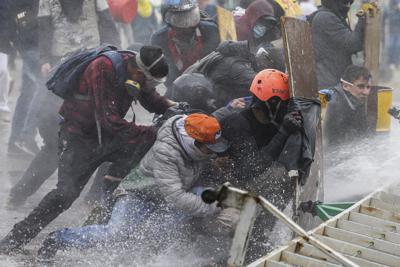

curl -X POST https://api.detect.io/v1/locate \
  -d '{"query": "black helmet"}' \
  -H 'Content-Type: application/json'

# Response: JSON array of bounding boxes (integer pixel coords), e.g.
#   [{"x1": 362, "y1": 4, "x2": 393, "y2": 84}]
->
[
  {"x1": 171, "y1": 73, "x2": 217, "y2": 113},
  {"x1": 161, "y1": 0, "x2": 200, "y2": 28}
]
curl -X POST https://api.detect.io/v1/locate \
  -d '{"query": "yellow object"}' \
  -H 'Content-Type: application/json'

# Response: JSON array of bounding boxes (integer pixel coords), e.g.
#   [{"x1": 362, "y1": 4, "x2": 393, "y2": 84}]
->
[
  {"x1": 361, "y1": 2, "x2": 379, "y2": 17},
  {"x1": 274, "y1": 0, "x2": 302, "y2": 17},
  {"x1": 138, "y1": 0, "x2": 153, "y2": 18},
  {"x1": 376, "y1": 89, "x2": 392, "y2": 132},
  {"x1": 216, "y1": 6, "x2": 237, "y2": 42}
]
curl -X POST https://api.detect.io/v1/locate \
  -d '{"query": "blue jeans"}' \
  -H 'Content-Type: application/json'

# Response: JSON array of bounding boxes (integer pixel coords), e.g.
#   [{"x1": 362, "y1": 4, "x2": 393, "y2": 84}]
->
[{"x1": 55, "y1": 195, "x2": 186, "y2": 249}]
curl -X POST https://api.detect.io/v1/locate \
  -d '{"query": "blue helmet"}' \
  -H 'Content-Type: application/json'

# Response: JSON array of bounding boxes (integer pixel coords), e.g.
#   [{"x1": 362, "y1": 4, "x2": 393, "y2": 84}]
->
[{"x1": 161, "y1": 0, "x2": 200, "y2": 28}]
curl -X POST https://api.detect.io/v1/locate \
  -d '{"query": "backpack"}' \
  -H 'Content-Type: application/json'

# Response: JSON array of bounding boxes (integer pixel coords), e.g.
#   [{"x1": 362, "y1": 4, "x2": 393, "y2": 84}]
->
[{"x1": 46, "y1": 45, "x2": 130, "y2": 99}]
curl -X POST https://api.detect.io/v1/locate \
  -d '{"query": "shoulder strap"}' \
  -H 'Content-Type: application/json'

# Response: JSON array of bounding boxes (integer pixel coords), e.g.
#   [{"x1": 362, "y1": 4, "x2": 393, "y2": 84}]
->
[{"x1": 101, "y1": 50, "x2": 127, "y2": 88}]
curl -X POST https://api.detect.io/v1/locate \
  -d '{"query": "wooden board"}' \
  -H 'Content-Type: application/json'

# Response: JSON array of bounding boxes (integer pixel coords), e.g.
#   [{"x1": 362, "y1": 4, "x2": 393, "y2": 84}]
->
[
  {"x1": 216, "y1": 6, "x2": 237, "y2": 42},
  {"x1": 281, "y1": 17, "x2": 323, "y2": 231},
  {"x1": 364, "y1": 7, "x2": 381, "y2": 84}
]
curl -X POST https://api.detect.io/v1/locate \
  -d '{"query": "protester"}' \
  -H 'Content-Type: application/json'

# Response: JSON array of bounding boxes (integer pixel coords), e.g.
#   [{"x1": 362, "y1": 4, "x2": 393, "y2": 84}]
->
[
  {"x1": 0, "y1": 46, "x2": 176, "y2": 253},
  {"x1": 6, "y1": 0, "x2": 121, "y2": 208},
  {"x1": 324, "y1": 65, "x2": 372, "y2": 148},
  {"x1": 182, "y1": 40, "x2": 285, "y2": 108},
  {"x1": 309, "y1": 0, "x2": 366, "y2": 89},
  {"x1": 235, "y1": 0, "x2": 281, "y2": 50},
  {"x1": 7, "y1": 0, "x2": 40, "y2": 155},
  {"x1": 36, "y1": 113, "x2": 236, "y2": 259},
  {"x1": 151, "y1": 0, "x2": 220, "y2": 95}
]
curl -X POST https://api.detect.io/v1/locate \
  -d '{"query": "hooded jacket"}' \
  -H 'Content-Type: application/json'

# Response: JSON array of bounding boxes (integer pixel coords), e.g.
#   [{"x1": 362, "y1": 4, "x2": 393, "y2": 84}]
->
[
  {"x1": 235, "y1": 0, "x2": 275, "y2": 42},
  {"x1": 310, "y1": 5, "x2": 365, "y2": 89},
  {"x1": 132, "y1": 115, "x2": 220, "y2": 217}
]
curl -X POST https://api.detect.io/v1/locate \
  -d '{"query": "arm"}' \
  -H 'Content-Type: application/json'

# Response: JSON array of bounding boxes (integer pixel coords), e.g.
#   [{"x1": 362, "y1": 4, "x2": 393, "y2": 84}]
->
[
  {"x1": 153, "y1": 145, "x2": 220, "y2": 217},
  {"x1": 138, "y1": 88, "x2": 175, "y2": 115},
  {"x1": 316, "y1": 12, "x2": 365, "y2": 54},
  {"x1": 88, "y1": 58, "x2": 156, "y2": 140},
  {"x1": 0, "y1": 0, "x2": 15, "y2": 54}
]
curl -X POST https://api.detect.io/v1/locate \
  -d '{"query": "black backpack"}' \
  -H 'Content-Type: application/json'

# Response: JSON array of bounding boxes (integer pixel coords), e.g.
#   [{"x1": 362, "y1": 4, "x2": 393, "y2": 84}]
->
[{"x1": 46, "y1": 45, "x2": 130, "y2": 99}]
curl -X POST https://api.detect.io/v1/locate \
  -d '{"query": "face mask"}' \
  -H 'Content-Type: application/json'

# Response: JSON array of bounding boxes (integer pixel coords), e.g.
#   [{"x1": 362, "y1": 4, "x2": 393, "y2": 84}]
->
[{"x1": 253, "y1": 24, "x2": 267, "y2": 39}]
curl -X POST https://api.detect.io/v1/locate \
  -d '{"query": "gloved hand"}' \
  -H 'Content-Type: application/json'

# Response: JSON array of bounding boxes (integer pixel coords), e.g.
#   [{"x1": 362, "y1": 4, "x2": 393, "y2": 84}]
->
[
  {"x1": 216, "y1": 208, "x2": 241, "y2": 236},
  {"x1": 280, "y1": 111, "x2": 303, "y2": 135}
]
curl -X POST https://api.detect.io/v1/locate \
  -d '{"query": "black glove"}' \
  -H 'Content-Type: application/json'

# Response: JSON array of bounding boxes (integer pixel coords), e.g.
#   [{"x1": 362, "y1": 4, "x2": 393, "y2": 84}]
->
[{"x1": 280, "y1": 111, "x2": 303, "y2": 135}]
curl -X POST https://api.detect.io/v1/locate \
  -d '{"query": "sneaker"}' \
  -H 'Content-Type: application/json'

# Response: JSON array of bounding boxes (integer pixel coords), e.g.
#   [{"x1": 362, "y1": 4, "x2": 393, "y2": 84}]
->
[{"x1": 37, "y1": 232, "x2": 61, "y2": 260}]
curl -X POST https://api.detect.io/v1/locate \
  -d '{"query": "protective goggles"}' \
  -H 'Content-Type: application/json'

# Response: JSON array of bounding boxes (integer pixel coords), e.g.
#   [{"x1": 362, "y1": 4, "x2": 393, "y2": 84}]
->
[{"x1": 340, "y1": 78, "x2": 371, "y2": 90}]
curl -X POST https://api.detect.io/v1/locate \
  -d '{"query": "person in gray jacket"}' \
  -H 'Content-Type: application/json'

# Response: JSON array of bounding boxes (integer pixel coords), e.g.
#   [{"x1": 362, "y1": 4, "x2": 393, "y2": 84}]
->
[
  {"x1": 310, "y1": 0, "x2": 366, "y2": 89},
  {"x1": 37, "y1": 113, "x2": 237, "y2": 259}
]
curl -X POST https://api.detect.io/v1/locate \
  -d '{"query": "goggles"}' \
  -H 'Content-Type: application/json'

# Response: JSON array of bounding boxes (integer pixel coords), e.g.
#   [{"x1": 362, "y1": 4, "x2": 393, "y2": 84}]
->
[{"x1": 341, "y1": 78, "x2": 371, "y2": 90}]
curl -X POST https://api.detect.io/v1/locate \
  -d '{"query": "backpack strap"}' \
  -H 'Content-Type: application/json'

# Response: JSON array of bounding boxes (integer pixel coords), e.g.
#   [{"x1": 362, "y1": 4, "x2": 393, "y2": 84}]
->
[{"x1": 101, "y1": 50, "x2": 127, "y2": 88}]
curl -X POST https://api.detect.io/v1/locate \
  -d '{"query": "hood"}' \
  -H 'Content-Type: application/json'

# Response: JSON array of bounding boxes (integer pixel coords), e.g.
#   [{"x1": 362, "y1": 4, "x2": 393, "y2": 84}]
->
[
  {"x1": 236, "y1": 0, "x2": 274, "y2": 41},
  {"x1": 321, "y1": 0, "x2": 352, "y2": 21},
  {"x1": 174, "y1": 116, "x2": 214, "y2": 161}
]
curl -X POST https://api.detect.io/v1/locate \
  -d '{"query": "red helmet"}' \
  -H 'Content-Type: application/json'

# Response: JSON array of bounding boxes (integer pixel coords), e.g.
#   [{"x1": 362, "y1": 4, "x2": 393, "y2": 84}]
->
[{"x1": 250, "y1": 69, "x2": 289, "y2": 101}]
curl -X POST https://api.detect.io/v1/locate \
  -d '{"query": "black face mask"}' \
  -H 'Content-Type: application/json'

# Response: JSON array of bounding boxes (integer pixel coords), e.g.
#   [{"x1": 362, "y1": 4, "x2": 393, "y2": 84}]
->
[{"x1": 59, "y1": 0, "x2": 84, "y2": 22}]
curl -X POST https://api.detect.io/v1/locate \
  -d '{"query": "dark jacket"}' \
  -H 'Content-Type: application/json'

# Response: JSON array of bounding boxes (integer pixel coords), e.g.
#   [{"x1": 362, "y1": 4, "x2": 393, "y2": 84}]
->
[
  {"x1": 324, "y1": 85, "x2": 369, "y2": 148},
  {"x1": 235, "y1": 0, "x2": 274, "y2": 42},
  {"x1": 0, "y1": 0, "x2": 15, "y2": 54},
  {"x1": 14, "y1": 0, "x2": 39, "y2": 51},
  {"x1": 60, "y1": 53, "x2": 171, "y2": 144},
  {"x1": 183, "y1": 41, "x2": 257, "y2": 107},
  {"x1": 311, "y1": 7, "x2": 365, "y2": 89},
  {"x1": 151, "y1": 20, "x2": 220, "y2": 92},
  {"x1": 220, "y1": 108, "x2": 289, "y2": 188}
]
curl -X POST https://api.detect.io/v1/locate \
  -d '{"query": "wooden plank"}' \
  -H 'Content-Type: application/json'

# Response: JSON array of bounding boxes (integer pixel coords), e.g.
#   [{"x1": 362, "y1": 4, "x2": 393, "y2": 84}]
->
[
  {"x1": 265, "y1": 261, "x2": 294, "y2": 267},
  {"x1": 323, "y1": 226, "x2": 400, "y2": 257},
  {"x1": 377, "y1": 191, "x2": 400, "y2": 206},
  {"x1": 313, "y1": 235, "x2": 400, "y2": 267},
  {"x1": 370, "y1": 198, "x2": 400, "y2": 214},
  {"x1": 281, "y1": 16, "x2": 322, "y2": 231},
  {"x1": 297, "y1": 242, "x2": 389, "y2": 267},
  {"x1": 364, "y1": 7, "x2": 381, "y2": 84},
  {"x1": 360, "y1": 205, "x2": 400, "y2": 224},
  {"x1": 348, "y1": 212, "x2": 400, "y2": 233},
  {"x1": 281, "y1": 251, "x2": 341, "y2": 267},
  {"x1": 337, "y1": 220, "x2": 400, "y2": 245}
]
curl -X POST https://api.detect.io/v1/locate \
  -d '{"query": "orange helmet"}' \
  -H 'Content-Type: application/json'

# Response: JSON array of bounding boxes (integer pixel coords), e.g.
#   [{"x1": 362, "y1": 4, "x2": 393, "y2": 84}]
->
[{"x1": 250, "y1": 69, "x2": 289, "y2": 101}]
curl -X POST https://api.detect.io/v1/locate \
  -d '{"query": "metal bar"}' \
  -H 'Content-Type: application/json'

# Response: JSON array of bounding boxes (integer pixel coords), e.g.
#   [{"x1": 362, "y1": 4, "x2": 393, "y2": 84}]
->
[{"x1": 257, "y1": 196, "x2": 359, "y2": 267}]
